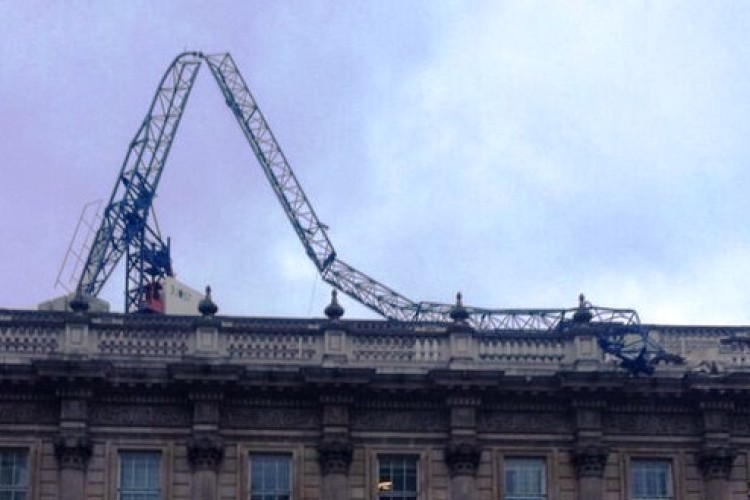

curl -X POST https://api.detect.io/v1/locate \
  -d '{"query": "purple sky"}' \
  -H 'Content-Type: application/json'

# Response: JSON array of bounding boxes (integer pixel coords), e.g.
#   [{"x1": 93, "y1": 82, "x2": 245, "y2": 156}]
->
[{"x1": 2, "y1": 2, "x2": 750, "y2": 325}]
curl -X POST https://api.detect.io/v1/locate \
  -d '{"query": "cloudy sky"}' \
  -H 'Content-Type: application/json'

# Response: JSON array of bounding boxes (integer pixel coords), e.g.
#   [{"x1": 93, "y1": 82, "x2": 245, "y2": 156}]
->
[{"x1": 1, "y1": 1, "x2": 749, "y2": 325}]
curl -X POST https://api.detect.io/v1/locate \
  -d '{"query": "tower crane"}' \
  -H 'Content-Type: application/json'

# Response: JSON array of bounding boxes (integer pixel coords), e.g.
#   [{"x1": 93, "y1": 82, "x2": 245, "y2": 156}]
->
[{"x1": 74, "y1": 52, "x2": 682, "y2": 375}]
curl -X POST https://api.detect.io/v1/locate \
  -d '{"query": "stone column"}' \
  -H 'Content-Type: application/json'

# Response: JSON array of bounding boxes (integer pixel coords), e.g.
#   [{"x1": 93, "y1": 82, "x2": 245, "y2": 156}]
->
[
  {"x1": 445, "y1": 395, "x2": 481, "y2": 500},
  {"x1": 318, "y1": 395, "x2": 353, "y2": 500},
  {"x1": 698, "y1": 401, "x2": 736, "y2": 498},
  {"x1": 318, "y1": 439, "x2": 353, "y2": 500},
  {"x1": 445, "y1": 441, "x2": 481, "y2": 499},
  {"x1": 699, "y1": 446, "x2": 736, "y2": 499},
  {"x1": 188, "y1": 392, "x2": 224, "y2": 500},
  {"x1": 187, "y1": 436, "x2": 224, "y2": 500},
  {"x1": 55, "y1": 389, "x2": 92, "y2": 500},
  {"x1": 572, "y1": 446, "x2": 608, "y2": 500},
  {"x1": 54, "y1": 436, "x2": 92, "y2": 500},
  {"x1": 572, "y1": 399, "x2": 608, "y2": 500}
]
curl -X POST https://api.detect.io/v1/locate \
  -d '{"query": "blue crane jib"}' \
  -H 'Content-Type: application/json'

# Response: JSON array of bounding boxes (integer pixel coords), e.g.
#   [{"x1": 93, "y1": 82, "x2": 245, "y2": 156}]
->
[{"x1": 75, "y1": 52, "x2": 682, "y2": 375}]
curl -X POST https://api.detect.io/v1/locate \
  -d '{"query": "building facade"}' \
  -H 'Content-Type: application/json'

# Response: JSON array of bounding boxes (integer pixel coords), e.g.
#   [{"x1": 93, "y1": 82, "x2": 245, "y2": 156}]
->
[{"x1": 0, "y1": 293, "x2": 748, "y2": 500}]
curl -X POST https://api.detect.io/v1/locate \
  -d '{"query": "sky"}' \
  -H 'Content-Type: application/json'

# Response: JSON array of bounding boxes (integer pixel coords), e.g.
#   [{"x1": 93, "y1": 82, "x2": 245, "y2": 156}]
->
[{"x1": 1, "y1": 1, "x2": 750, "y2": 325}]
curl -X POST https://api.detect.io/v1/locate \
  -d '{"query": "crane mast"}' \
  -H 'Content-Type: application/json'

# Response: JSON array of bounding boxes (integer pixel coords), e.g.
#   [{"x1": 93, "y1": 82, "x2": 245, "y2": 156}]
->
[
  {"x1": 78, "y1": 52, "x2": 202, "y2": 312},
  {"x1": 74, "y1": 52, "x2": 682, "y2": 374}
]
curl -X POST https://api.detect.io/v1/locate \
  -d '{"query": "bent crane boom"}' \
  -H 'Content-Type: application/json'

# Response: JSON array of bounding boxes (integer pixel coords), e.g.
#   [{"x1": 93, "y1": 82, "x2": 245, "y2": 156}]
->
[{"x1": 75, "y1": 52, "x2": 681, "y2": 375}]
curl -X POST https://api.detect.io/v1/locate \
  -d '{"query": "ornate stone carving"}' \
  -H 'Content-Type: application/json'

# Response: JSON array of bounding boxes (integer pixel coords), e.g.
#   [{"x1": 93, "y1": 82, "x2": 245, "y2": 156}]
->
[
  {"x1": 89, "y1": 404, "x2": 191, "y2": 427},
  {"x1": 698, "y1": 446, "x2": 736, "y2": 480},
  {"x1": 222, "y1": 407, "x2": 320, "y2": 429},
  {"x1": 603, "y1": 412, "x2": 698, "y2": 435},
  {"x1": 478, "y1": 411, "x2": 572, "y2": 433},
  {"x1": 445, "y1": 442, "x2": 481, "y2": 477},
  {"x1": 54, "y1": 435, "x2": 92, "y2": 470},
  {"x1": 572, "y1": 446, "x2": 608, "y2": 478},
  {"x1": 351, "y1": 410, "x2": 447, "y2": 432},
  {"x1": 187, "y1": 435, "x2": 224, "y2": 470},
  {"x1": 317, "y1": 439, "x2": 353, "y2": 475},
  {"x1": 0, "y1": 401, "x2": 58, "y2": 424}
]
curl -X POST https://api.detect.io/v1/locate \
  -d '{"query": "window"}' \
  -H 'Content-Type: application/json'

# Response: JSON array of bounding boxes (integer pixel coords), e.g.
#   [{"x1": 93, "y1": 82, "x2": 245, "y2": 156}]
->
[
  {"x1": 378, "y1": 454, "x2": 418, "y2": 500},
  {"x1": 118, "y1": 451, "x2": 161, "y2": 500},
  {"x1": 504, "y1": 458, "x2": 547, "y2": 500},
  {"x1": 249, "y1": 454, "x2": 291, "y2": 500},
  {"x1": 0, "y1": 449, "x2": 27, "y2": 500},
  {"x1": 630, "y1": 459, "x2": 673, "y2": 500}
]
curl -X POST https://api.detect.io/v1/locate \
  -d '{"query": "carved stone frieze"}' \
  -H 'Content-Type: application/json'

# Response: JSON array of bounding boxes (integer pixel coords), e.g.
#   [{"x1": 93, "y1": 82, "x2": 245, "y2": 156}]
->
[
  {"x1": 323, "y1": 405, "x2": 349, "y2": 427},
  {"x1": 603, "y1": 412, "x2": 699, "y2": 435},
  {"x1": 222, "y1": 407, "x2": 320, "y2": 429},
  {"x1": 317, "y1": 439, "x2": 353, "y2": 475},
  {"x1": 698, "y1": 446, "x2": 736, "y2": 480},
  {"x1": 187, "y1": 435, "x2": 224, "y2": 470},
  {"x1": 351, "y1": 409, "x2": 448, "y2": 432},
  {"x1": 444, "y1": 441, "x2": 481, "y2": 477},
  {"x1": 89, "y1": 404, "x2": 190, "y2": 427},
  {"x1": 572, "y1": 446, "x2": 608, "y2": 478},
  {"x1": 0, "y1": 401, "x2": 58, "y2": 424},
  {"x1": 54, "y1": 435, "x2": 92, "y2": 470},
  {"x1": 478, "y1": 411, "x2": 572, "y2": 433}
]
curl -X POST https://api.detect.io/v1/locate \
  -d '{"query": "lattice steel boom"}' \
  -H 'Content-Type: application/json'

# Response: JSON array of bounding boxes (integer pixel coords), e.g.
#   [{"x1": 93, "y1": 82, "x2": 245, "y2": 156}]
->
[{"x1": 75, "y1": 51, "x2": 683, "y2": 375}]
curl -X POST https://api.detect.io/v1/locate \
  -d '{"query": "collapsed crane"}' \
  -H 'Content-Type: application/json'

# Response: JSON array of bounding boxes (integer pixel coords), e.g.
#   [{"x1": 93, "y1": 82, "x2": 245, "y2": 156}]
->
[{"x1": 74, "y1": 51, "x2": 681, "y2": 375}]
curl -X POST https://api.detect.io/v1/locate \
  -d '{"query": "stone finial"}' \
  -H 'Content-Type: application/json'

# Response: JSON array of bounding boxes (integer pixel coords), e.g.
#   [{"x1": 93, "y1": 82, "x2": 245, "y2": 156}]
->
[
  {"x1": 324, "y1": 289, "x2": 344, "y2": 321},
  {"x1": 572, "y1": 293, "x2": 593, "y2": 323},
  {"x1": 449, "y1": 292, "x2": 469, "y2": 323},
  {"x1": 69, "y1": 286, "x2": 90, "y2": 313},
  {"x1": 197, "y1": 286, "x2": 218, "y2": 316}
]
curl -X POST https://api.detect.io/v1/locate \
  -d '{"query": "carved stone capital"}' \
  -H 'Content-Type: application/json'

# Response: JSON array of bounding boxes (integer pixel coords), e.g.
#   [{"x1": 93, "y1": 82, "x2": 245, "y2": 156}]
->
[
  {"x1": 698, "y1": 446, "x2": 736, "y2": 480},
  {"x1": 572, "y1": 446, "x2": 608, "y2": 478},
  {"x1": 54, "y1": 435, "x2": 92, "y2": 470},
  {"x1": 445, "y1": 442, "x2": 481, "y2": 477},
  {"x1": 187, "y1": 436, "x2": 224, "y2": 471},
  {"x1": 317, "y1": 439, "x2": 353, "y2": 475}
]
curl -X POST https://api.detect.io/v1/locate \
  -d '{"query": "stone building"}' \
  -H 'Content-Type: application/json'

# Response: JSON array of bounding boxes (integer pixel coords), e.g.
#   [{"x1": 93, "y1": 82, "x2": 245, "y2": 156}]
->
[{"x1": 0, "y1": 290, "x2": 748, "y2": 500}]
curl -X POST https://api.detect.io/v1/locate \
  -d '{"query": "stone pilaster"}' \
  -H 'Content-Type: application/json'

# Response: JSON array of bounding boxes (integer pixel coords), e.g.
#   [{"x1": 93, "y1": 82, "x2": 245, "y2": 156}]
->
[
  {"x1": 572, "y1": 399, "x2": 607, "y2": 500},
  {"x1": 446, "y1": 394, "x2": 481, "y2": 500},
  {"x1": 697, "y1": 400, "x2": 736, "y2": 499},
  {"x1": 319, "y1": 394, "x2": 353, "y2": 500},
  {"x1": 55, "y1": 387, "x2": 92, "y2": 500},
  {"x1": 188, "y1": 392, "x2": 223, "y2": 500}
]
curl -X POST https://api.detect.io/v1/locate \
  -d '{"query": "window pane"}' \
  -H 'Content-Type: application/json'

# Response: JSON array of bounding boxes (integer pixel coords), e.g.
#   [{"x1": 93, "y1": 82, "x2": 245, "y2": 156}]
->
[
  {"x1": 505, "y1": 458, "x2": 546, "y2": 500},
  {"x1": 249, "y1": 454, "x2": 292, "y2": 500},
  {"x1": 0, "y1": 450, "x2": 26, "y2": 500},
  {"x1": 378, "y1": 455, "x2": 418, "y2": 500},
  {"x1": 631, "y1": 460, "x2": 672, "y2": 499},
  {"x1": 118, "y1": 451, "x2": 160, "y2": 500}
]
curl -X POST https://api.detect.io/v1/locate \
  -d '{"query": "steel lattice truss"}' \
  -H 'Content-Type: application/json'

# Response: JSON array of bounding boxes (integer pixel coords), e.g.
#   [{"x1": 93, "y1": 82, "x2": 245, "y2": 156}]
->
[
  {"x1": 77, "y1": 51, "x2": 679, "y2": 376},
  {"x1": 79, "y1": 52, "x2": 203, "y2": 312}
]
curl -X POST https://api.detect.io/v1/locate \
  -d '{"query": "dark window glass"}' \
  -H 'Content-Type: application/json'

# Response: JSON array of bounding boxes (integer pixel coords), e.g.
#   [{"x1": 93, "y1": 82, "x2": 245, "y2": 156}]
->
[
  {"x1": 249, "y1": 454, "x2": 292, "y2": 500},
  {"x1": 378, "y1": 455, "x2": 418, "y2": 500},
  {"x1": 118, "y1": 451, "x2": 160, "y2": 500}
]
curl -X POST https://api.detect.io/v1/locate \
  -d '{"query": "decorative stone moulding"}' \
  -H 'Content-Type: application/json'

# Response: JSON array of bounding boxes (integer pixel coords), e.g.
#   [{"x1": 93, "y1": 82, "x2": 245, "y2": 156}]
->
[
  {"x1": 444, "y1": 441, "x2": 481, "y2": 477},
  {"x1": 53, "y1": 435, "x2": 93, "y2": 470},
  {"x1": 572, "y1": 446, "x2": 609, "y2": 478},
  {"x1": 187, "y1": 435, "x2": 224, "y2": 470},
  {"x1": 317, "y1": 439, "x2": 353, "y2": 475}
]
